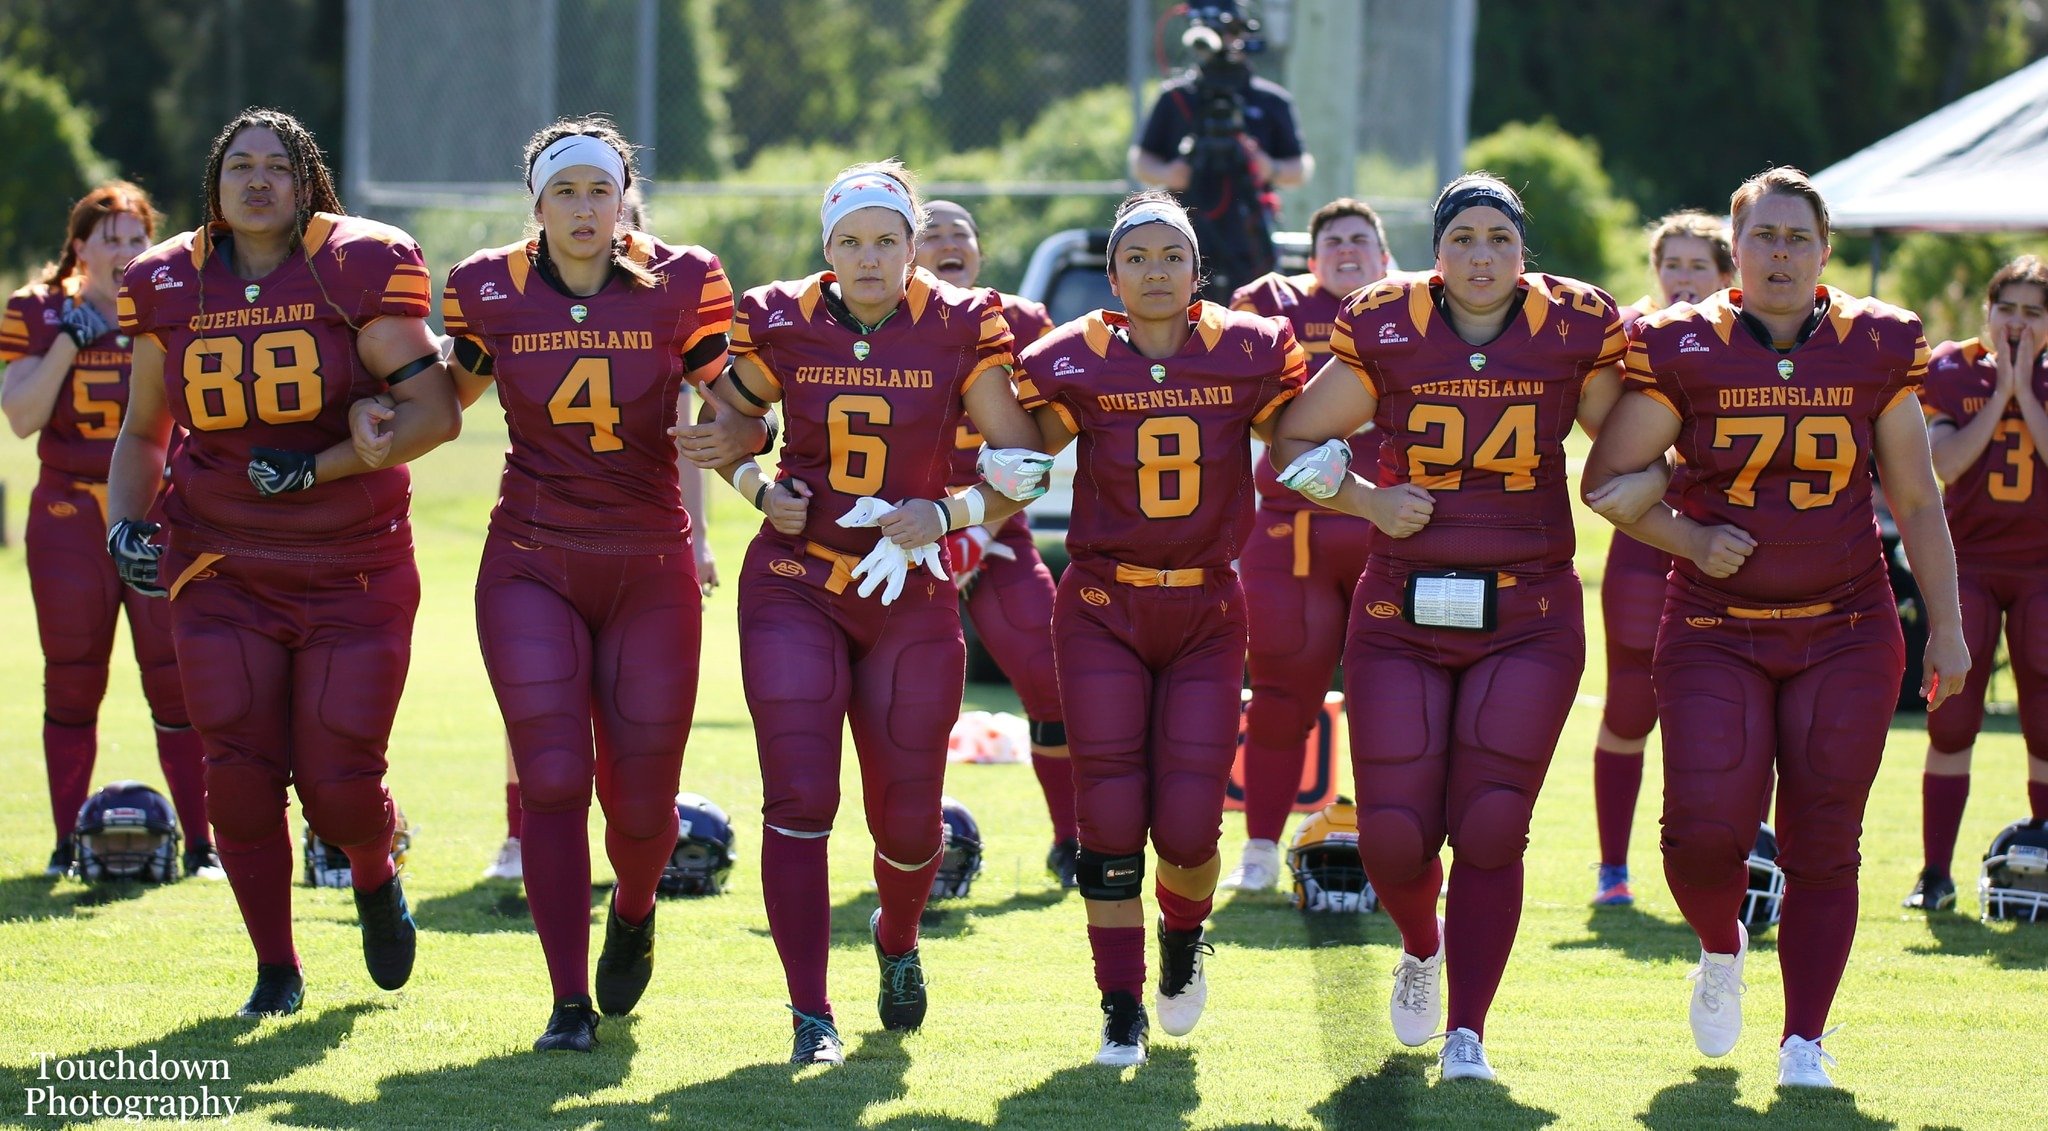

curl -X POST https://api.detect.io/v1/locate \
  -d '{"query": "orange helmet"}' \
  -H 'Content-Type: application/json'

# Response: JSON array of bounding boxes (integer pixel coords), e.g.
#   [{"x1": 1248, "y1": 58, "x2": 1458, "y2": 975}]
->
[{"x1": 1287, "y1": 797, "x2": 1376, "y2": 913}]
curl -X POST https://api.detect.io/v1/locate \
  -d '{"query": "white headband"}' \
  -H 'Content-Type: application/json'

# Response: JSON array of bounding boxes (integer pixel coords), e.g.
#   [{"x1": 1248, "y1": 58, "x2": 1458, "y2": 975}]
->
[
  {"x1": 821, "y1": 172, "x2": 919, "y2": 246},
  {"x1": 1108, "y1": 203, "x2": 1200, "y2": 260},
  {"x1": 529, "y1": 135, "x2": 627, "y2": 203}
]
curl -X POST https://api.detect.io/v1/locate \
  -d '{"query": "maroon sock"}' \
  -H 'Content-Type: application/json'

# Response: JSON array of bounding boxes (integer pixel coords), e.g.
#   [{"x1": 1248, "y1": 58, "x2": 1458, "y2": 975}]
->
[
  {"x1": 1087, "y1": 924, "x2": 1146, "y2": 997},
  {"x1": 1593, "y1": 748, "x2": 1644, "y2": 867},
  {"x1": 153, "y1": 725, "x2": 210, "y2": 844},
  {"x1": 506, "y1": 782, "x2": 524, "y2": 839},
  {"x1": 215, "y1": 825, "x2": 298, "y2": 967},
  {"x1": 1921, "y1": 772, "x2": 1970, "y2": 876},
  {"x1": 763, "y1": 829, "x2": 832, "y2": 1015},
  {"x1": 605, "y1": 805, "x2": 678, "y2": 926},
  {"x1": 1155, "y1": 883, "x2": 1213, "y2": 933},
  {"x1": 2029, "y1": 780, "x2": 2048, "y2": 822},
  {"x1": 43, "y1": 721, "x2": 96, "y2": 841},
  {"x1": 523, "y1": 807, "x2": 593, "y2": 1001},
  {"x1": 1241, "y1": 737, "x2": 1302, "y2": 844},
  {"x1": 874, "y1": 849, "x2": 941, "y2": 955},
  {"x1": 1031, "y1": 752, "x2": 1079, "y2": 842},
  {"x1": 340, "y1": 798, "x2": 398, "y2": 892},
  {"x1": 1779, "y1": 883, "x2": 1860, "y2": 1040},
  {"x1": 1372, "y1": 857, "x2": 1444, "y2": 959},
  {"x1": 1665, "y1": 857, "x2": 1746, "y2": 954},
  {"x1": 1445, "y1": 860, "x2": 1523, "y2": 1038}
]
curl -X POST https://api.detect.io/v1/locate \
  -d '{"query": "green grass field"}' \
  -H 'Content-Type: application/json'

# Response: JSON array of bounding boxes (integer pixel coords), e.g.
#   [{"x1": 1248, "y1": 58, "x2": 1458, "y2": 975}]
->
[{"x1": 0, "y1": 414, "x2": 2042, "y2": 1131}]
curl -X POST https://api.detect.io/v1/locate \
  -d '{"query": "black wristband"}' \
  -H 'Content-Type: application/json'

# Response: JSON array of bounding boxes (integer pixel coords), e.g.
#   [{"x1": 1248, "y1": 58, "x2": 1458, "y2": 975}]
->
[
  {"x1": 683, "y1": 332, "x2": 728, "y2": 372},
  {"x1": 755, "y1": 415, "x2": 779, "y2": 456},
  {"x1": 383, "y1": 352, "x2": 438, "y2": 385},
  {"x1": 752, "y1": 480, "x2": 770, "y2": 511}
]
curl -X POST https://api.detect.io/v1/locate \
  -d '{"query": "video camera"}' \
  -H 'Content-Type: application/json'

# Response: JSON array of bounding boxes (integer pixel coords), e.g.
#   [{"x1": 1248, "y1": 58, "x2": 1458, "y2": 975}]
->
[{"x1": 1176, "y1": 1, "x2": 1276, "y2": 298}]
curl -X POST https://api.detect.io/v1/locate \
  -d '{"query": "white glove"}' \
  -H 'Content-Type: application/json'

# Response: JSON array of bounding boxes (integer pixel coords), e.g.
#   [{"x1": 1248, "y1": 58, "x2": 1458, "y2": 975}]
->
[
  {"x1": 851, "y1": 538, "x2": 913, "y2": 604},
  {"x1": 976, "y1": 445, "x2": 1056, "y2": 502},
  {"x1": 1277, "y1": 438, "x2": 1352, "y2": 501},
  {"x1": 836, "y1": 496, "x2": 895, "y2": 528},
  {"x1": 910, "y1": 541, "x2": 947, "y2": 581}
]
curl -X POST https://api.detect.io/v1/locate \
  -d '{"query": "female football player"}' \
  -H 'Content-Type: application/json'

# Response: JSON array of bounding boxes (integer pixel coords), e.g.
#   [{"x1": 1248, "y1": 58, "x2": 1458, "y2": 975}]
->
[
  {"x1": 1225, "y1": 197, "x2": 1390, "y2": 891},
  {"x1": 1269, "y1": 174, "x2": 1640, "y2": 1081},
  {"x1": 912, "y1": 199, "x2": 1079, "y2": 885},
  {"x1": 2, "y1": 182, "x2": 216, "y2": 880},
  {"x1": 374, "y1": 118, "x2": 731, "y2": 1052},
  {"x1": 699, "y1": 160, "x2": 1045, "y2": 1066},
  {"x1": 1584, "y1": 166, "x2": 1968, "y2": 1087},
  {"x1": 1908, "y1": 254, "x2": 2048, "y2": 912},
  {"x1": 105, "y1": 108, "x2": 461, "y2": 1018},
  {"x1": 1584, "y1": 210, "x2": 1735, "y2": 907},
  {"x1": 1005, "y1": 191, "x2": 1307, "y2": 1066}
]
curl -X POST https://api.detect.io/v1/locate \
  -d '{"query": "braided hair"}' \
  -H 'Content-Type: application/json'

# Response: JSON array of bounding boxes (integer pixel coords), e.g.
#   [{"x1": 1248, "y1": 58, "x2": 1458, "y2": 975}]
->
[{"x1": 200, "y1": 107, "x2": 355, "y2": 327}]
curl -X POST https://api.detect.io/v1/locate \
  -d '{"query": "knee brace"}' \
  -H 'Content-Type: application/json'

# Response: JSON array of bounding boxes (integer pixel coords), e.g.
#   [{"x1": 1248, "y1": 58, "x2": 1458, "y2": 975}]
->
[
  {"x1": 1029, "y1": 719, "x2": 1067, "y2": 748},
  {"x1": 1076, "y1": 848, "x2": 1145, "y2": 902}
]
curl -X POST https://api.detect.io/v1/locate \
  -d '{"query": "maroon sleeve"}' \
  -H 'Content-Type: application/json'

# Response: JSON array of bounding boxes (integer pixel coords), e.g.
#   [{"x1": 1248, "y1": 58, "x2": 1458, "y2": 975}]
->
[{"x1": 1, "y1": 287, "x2": 57, "y2": 361}]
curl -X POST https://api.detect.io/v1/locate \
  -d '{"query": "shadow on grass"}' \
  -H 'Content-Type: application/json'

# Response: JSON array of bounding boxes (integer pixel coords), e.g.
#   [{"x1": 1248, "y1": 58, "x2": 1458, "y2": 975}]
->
[
  {"x1": 1903, "y1": 911, "x2": 2048, "y2": 969},
  {"x1": 1552, "y1": 907, "x2": 1752, "y2": 965},
  {"x1": 0, "y1": 872, "x2": 158, "y2": 924},
  {"x1": 581, "y1": 1028, "x2": 918, "y2": 1131},
  {"x1": 744, "y1": 887, "x2": 1069, "y2": 948},
  {"x1": 412, "y1": 880, "x2": 631, "y2": 936},
  {"x1": 1312, "y1": 1049, "x2": 1560, "y2": 1130},
  {"x1": 266, "y1": 1014, "x2": 648, "y2": 1131},
  {"x1": 2, "y1": 1002, "x2": 373, "y2": 1128},
  {"x1": 1639, "y1": 1065, "x2": 1897, "y2": 1130},
  {"x1": 1209, "y1": 889, "x2": 1391, "y2": 951}
]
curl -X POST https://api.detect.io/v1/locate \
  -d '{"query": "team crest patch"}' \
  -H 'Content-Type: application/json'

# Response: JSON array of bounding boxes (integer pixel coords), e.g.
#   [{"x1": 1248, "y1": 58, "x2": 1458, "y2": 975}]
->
[
  {"x1": 1149, "y1": 364, "x2": 1166, "y2": 384},
  {"x1": 768, "y1": 559, "x2": 806, "y2": 578},
  {"x1": 1052, "y1": 356, "x2": 1085, "y2": 378},
  {"x1": 1267, "y1": 523, "x2": 1292, "y2": 538},
  {"x1": 854, "y1": 340, "x2": 871, "y2": 361},
  {"x1": 570, "y1": 304, "x2": 589, "y2": 323},
  {"x1": 1367, "y1": 601, "x2": 1401, "y2": 619},
  {"x1": 1377, "y1": 321, "x2": 1409, "y2": 344},
  {"x1": 116, "y1": 335, "x2": 130, "y2": 348},
  {"x1": 1468, "y1": 353, "x2": 1487, "y2": 372},
  {"x1": 47, "y1": 502, "x2": 77, "y2": 518},
  {"x1": 244, "y1": 284, "x2": 261, "y2": 303},
  {"x1": 1080, "y1": 586, "x2": 1111, "y2": 607},
  {"x1": 1776, "y1": 359, "x2": 1794, "y2": 380},
  {"x1": 1685, "y1": 616, "x2": 1722, "y2": 629}
]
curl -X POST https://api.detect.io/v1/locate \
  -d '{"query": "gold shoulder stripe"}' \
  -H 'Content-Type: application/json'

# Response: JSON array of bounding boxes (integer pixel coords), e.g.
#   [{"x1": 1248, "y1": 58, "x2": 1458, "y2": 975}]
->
[
  {"x1": 1407, "y1": 280, "x2": 1432, "y2": 340},
  {"x1": 1519, "y1": 276, "x2": 1550, "y2": 337},
  {"x1": 302, "y1": 214, "x2": 336, "y2": 257},
  {"x1": 1825, "y1": 288, "x2": 1859, "y2": 346},
  {"x1": 1082, "y1": 312, "x2": 1114, "y2": 359},
  {"x1": 905, "y1": 272, "x2": 933, "y2": 324},
  {"x1": 507, "y1": 249, "x2": 531, "y2": 296},
  {"x1": 1195, "y1": 301, "x2": 1227, "y2": 352},
  {"x1": 798, "y1": 275, "x2": 826, "y2": 323}
]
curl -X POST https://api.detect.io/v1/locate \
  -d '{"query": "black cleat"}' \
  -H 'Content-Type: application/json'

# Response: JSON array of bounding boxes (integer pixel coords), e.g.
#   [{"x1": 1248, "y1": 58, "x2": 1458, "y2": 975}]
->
[
  {"x1": 1902, "y1": 867, "x2": 1957, "y2": 912},
  {"x1": 533, "y1": 995, "x2": 600, "y2": 1052},
  {"x1": 45, "y1": 841, "x2": 74, "y2": 878},
  {"x1": 237, "y1": 964, "x2": 304, "y2": 1018},
  {"x1": 354, "y1": 875, "x2": 417, "y2": 990},
  {"x1": 184, "y1": 842, "x2": 225, "y2": 880},
  {"x1": 594, "y1": 894, "x2": 656, "y2": 1016},
  {"x1": 1047, "y1": 838, "x2": 1080, "y2": 890},
  {"x1": 789, "y1": 1006, "x2": 844, "y2": 1066},
  {"x1": 1095, "y1": 990, "x2": 1149, "y2": 1066},
  {"x1": 869, "y1": 907, "x2": 928, "y2": 1031}
]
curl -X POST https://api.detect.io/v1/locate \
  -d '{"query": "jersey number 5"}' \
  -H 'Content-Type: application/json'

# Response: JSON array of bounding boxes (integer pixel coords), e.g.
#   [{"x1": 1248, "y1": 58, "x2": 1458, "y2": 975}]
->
[
  {"x1": 181, "y1": 330, "x2": 324, "y2": 431},
  {"x1": 71, "y1": 369, "x2": 124, "y2": 439}
]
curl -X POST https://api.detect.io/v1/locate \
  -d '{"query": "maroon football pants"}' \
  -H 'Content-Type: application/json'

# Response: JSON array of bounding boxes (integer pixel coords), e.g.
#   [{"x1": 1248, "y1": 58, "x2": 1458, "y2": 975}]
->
[
  {"x1": 1656, "y1": 578, "x2": 1904, "y2": 1040},
  {"x1": 1053, "y1": 558, "x2": 1248, "y2": 867},
  {"x1": 1241, "y1": 507, "x2": 1372, "y2": 842},
  {"x1": 961, "y1": 513, "x2": 1062, "y2": 722},
  {"x1": 477, "y1": 532, "x2": 700, "y2": 998},
  {"x1": 1344, "y1": 567, "x2": 1585, "y2": 1037},
  {"x1": 1927, "y1": 566, "x2": 2048, "y2": 762},
  {"x1": 28, "y1": 470, "x2": 204, "y2": 842},
  {"x1": 1601, "y1": 531, "x2": 1670, "y2": 743}
]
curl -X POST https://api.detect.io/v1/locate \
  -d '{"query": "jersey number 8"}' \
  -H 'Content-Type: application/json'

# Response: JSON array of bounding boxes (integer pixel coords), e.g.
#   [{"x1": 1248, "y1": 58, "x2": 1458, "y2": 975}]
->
[{"x1": 181, "y1": 330, "x2": 324, "y2": 431}]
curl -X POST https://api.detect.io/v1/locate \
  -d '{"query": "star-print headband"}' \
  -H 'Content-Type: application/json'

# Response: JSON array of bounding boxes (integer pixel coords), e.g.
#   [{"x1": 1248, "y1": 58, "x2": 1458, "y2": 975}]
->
[{"x1": 821, "y1": 171, "x2": 919, "y2": 247}]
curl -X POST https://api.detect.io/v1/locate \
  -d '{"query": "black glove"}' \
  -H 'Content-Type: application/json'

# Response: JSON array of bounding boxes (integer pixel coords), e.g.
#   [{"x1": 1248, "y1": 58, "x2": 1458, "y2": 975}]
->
[
  {"x1": 59, "y1": 298, "x2": 112, "y2": 350},
  {"x1": 247, "y1": 447, "x2": 318, "y2": 497},
  {"x1": 106, "y1": 519, "x2": 167, "y2": 597}
]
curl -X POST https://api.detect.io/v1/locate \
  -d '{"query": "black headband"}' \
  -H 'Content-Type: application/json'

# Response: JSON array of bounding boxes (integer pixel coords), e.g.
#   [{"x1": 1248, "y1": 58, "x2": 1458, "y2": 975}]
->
[{"x1": 1433, "y1": 183, "x2": 1526, "y2": 247}]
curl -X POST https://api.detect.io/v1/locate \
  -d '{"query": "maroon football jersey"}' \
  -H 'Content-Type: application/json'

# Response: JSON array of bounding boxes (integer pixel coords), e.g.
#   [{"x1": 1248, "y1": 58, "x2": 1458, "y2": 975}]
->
[
  {"x1": 1331, "y1": 272, "x2": 1626, "y2": 577},
  {"x1": 1232, "y1": 271, "x2": 1377, "y2": 514},
  {"x1": 945, "y1": 291, "x2": 1054, "y2": 487},
  {"x1": 1921, "y1": 337, "x2": 2048, "y2": 570},
  {"x1": 1627, "y1": 286, "x2": 1928, "y2": 605},
  {"x1": 1, "y1": 279, "x2": 135, "y2": 479},
  {"x1": 1018, "y1": 302, "x2": 1308, "y2": 570},
  {"x1": 733, "y1": 268, "x2": 1014, "y2": 556},
  {"x1": 443, "y1": 233, "x2": 732, "y2": 554},
  {"x1": 118, "y1": 214, "x2": 432, "y2": 560}
]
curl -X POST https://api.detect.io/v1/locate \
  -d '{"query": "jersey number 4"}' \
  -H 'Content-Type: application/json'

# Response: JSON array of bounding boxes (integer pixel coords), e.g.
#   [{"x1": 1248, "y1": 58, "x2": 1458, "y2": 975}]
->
[
  {"x1": 1404, "y1": 402, "x2": 1538, "y2": 490},
  {"x1": 550, "y1": 358, "x2": 624, "y2": 453},
  {"x1": 181, "y1": 331, "x2": 324, "y2": 431}
]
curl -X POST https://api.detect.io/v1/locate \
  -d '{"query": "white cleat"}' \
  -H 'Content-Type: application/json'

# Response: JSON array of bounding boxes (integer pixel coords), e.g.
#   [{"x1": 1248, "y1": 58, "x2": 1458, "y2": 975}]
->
[
  {"x1": 1154, "y1": 922, "x2": 1213, "y2": 1037},
  {"x1": 1390, "y1": 917, "x2": 1445, "y2": 1047},
  {"x1": 1095, "y1": 990, "x2": 1149, "y2": 1066},
  {"x1": 1220, "y1": 840, "x2": 1281, "y2": 891},
  {"x1": 1777, "y1": 1030, "x2": 1839, "y2": 1088},
  {"x1": 483, "y1": 836, "x2": 523, "y2": 882},
  {"x1": 1438, "y1": 1027, "x2": 1496, "y2": 1081},
  {"x1": 1687, "y1": 921, "x2": 1747, "y2": 1057}
]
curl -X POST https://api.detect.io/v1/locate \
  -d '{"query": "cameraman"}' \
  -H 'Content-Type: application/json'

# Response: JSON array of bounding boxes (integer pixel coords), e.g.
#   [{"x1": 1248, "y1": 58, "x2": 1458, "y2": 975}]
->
[{"x1": 1129, "y1": 2, "x2": 1312, "y2": 299}]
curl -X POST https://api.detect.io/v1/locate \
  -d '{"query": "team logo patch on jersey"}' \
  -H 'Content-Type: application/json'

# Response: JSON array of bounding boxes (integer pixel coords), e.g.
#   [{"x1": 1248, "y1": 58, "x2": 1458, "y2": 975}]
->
[
  {"x1": 244, "y1": 284, "x2": 261, "y2": 303},
  {"x1": 1377, "y1": 321, "x2": 1409, "y2": 344},
  {"x1": 150, "y1": 265, "x2": 181, "y2": 291},
  {"x1": 1052, "y1": 356, "x2": 1085, "y2": 378},
  {"x1": 1149, "y1": 364, "x2": 1166, "y2": 384},
  {"x1": 480, "y1": 281, "x2": 507, "y2": 302},
  {"x1": 766, "y1": 308, "x2": 794, "y2": 330},
  {"x1": 40, "y1": 309, "x2": 59, "y2": 325},
  {"x1": 1776, "y1": 359, "x2": 1795, "y2": 381},
  {"x1": 1679, "y1": 332, "x2": 1710, "y2": 354},
  {"x1": 854, "y1": 340, "x2": 871, "y2": 361},
  {"x1": 1367, "y1": 601, "x2": 1401, "y2": 619},
  {"x1": 1267, "y1": 523, "x2": 1292, "y2": 538},
  {"x1": 570, "y1": 304, "x2": 589, "y2": 323},
  {"x1": 46, "y1": 501, "x2": 77, "y2": 518},
  {"x1": 1468, "y1": 353, "x2": 1487, "y2": 372},
  {"x1": 116, "y1": 335, "x2": 129, "y2": 348},
  {"x1": 1685, "y1": 615, "x2": 1722, "y2": 629},
  {"x1": 768, "y1": 558, "x2": 806, "y2": 578},
  {"x1": 1080, "y1": 586, "x2": 1111, "y2": 607}
]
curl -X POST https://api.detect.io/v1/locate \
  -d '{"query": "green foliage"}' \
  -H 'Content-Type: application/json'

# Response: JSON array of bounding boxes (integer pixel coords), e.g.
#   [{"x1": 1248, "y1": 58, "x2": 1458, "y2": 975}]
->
[
  {"x1": 932, "y1": 0, "x2": 1129, "y2": 150},
  {"x1": 1465, "y1": 119, "x2": 1638, "y2": 294},
  {"x1": 1885, "y1": 232, "x2": 2036, "y2": 344},
  {"x1": 0, "y1": 62, "x2": 113, "y2": 273}
]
